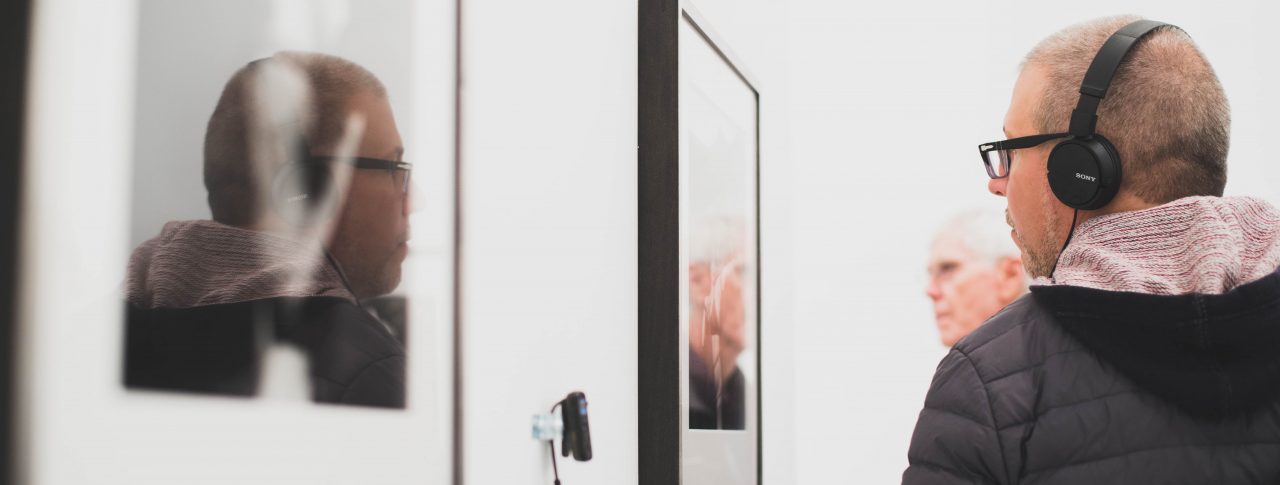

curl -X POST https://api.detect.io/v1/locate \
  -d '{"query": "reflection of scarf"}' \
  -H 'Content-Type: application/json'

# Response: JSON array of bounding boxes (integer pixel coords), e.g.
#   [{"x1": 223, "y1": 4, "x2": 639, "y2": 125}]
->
[
  {"x1": 127, "y1": 220, "x2": 355, "y2": 308},
  {"x1": 1044, "y1": 196, "x2": 1280, "y2": 295}
]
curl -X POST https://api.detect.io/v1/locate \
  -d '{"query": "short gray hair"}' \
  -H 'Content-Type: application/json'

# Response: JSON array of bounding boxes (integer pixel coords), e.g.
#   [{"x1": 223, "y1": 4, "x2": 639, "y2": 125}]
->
[
  {"x1": 1023, "y1": 16, "x2": 1230, "y2": 204},
  {"x1": 203, "y1": 51, "x2": 388, "y2": 226}
]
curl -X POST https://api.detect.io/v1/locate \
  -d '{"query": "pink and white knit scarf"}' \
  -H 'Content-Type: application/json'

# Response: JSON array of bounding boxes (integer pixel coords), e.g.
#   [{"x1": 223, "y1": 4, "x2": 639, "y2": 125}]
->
[
  {"x1": 1044, "y1": 196, "x2": 1280, "y2": 295},
  {"x1": 127, "y1": 220, "x2": 356, "y2": 308}
]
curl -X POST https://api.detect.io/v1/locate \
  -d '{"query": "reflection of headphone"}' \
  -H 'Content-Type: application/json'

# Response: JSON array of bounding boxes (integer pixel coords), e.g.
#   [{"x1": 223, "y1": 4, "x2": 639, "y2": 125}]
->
[
  {"x1": 703, "y1": 255, "x2": 745, "y2": 429},
  {"x1": 269, "y1": 136, "x2": 365, "y2": 306},
  {"x1": 697, "y1": 254, "x2": 743, "y2": 349},
  {"x1": 270, "y1": 136, "x2": 339, "y2": 228},
  {"x1": 1047, "y1": 20, "x2": 1176, "y2": 210},
  {"x1": 239, "y1": 57, "x2": 336, "y2": 228}
]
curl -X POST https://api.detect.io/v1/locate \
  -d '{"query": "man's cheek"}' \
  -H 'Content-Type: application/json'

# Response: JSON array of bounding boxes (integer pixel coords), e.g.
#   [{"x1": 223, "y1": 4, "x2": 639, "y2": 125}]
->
[{"x1": 952, "y1": 278, "x2": 982, "y2": 316}]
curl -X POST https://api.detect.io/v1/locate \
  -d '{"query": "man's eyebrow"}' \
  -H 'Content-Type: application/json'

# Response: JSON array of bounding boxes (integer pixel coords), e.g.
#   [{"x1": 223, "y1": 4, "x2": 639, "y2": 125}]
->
[
  {"x1": 1002, "y1": 125, "x2": 1010, "y2": 137},
  {"x1": 386, "y1": 146, "x2": 404, "y2": 161}
]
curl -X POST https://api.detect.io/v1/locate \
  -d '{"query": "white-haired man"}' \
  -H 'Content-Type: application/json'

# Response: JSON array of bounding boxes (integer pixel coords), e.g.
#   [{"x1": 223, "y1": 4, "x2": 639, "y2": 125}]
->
[
  {"x1": 905, "y1": 17, "x2": 1280, "y2": 484},
  {"x1": 925, "y1": 209, "x2": 1027, "y2": 347}
]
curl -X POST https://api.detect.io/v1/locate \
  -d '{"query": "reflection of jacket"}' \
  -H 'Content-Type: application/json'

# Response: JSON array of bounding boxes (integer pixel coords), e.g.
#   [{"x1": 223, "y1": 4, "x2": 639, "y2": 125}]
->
[
  {"x1": 904, "y1": 198, "x2": 1280, "y2": 484},
  {"x1": 126, "y1": 297, "x2": 405, "y2": 408},
  {"x1": 689, "y1": 347, "x2": 745, "y2": 430},
  {"x1": 124, "y1": 220, "x2": 405, "y2": 408}
]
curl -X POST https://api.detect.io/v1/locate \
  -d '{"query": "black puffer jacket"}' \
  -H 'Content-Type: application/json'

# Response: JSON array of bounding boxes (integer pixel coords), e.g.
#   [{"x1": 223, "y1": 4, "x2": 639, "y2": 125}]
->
[{"x1": 903, "y1": 270, "x2": 1280, "y2": 485}]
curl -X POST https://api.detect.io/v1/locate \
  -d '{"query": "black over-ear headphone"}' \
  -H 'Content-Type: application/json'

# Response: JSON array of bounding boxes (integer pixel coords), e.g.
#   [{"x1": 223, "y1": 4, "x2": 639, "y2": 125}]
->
[
  {"x1": 1046, "y1": 20, "x2": 1176, "y2": 210},
  {"x1": 270, "y1": 135, "x2": 368, "y2": 303},
  {"x1": 270, "y1": 136, "x2": 337, "y2": 228},
  {"x1": 242, "y1": 57, "x2": 338, "y2": 228}
]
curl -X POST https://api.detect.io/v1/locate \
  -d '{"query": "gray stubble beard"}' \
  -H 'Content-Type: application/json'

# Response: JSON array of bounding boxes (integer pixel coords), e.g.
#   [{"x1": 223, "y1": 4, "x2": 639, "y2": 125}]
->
[{"x1": 1019, "y1": 191, "x2": 1064, "y2": 279}]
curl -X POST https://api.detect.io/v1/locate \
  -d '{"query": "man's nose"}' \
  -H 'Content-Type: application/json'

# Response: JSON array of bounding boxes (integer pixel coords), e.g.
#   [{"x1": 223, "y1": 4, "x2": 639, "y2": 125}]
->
[
  {"x1": 988, "y1": 177, "x2": 1008, "y2": 197},
  {"x1": 403, "y1": 180, "x2": 419, "y2": 216},
  {"x1": 925, "y1": 279, "x2": 942, "y2": 301}
]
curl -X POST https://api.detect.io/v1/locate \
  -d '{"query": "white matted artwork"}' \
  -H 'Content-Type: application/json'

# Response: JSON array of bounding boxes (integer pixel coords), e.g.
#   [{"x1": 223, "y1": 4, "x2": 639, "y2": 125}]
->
[
  {"x1": 16, "y1": 0, "x2": 456, "y2": 483},
  {"x1": 678, "y1": 5, "x2": 760, "y2": 484}
]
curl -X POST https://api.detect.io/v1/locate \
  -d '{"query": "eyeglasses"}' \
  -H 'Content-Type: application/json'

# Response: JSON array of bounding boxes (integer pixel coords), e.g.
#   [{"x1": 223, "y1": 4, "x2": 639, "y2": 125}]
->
[
  {"x1": 310, "y1": 156, "x2": 413, "y2": 194},
  {"x1": 978, "y1": 133, "x2": 1068, "y2": 179}
]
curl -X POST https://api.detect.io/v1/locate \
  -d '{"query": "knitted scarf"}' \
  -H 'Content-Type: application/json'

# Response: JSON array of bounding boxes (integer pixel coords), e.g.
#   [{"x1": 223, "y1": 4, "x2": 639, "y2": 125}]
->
[
  {"x1": 1046, "y1": 196, "x2": 1280, "y2": 295},
  {"x1": 127, "y1": 220, "x2": 355, "y2": 308}
]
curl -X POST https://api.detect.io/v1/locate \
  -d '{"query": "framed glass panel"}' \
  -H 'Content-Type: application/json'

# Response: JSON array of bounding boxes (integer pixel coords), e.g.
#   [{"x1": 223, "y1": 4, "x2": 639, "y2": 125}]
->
[
  {"x1": 680, "y1": 7, "x2": 761, "y2": 482},
  {"x1": 639, "y1": 2, "x2": 761, "y2": 483},
  {"x1": 16, "y1": 0, "x2": 456, "y2": 482}
]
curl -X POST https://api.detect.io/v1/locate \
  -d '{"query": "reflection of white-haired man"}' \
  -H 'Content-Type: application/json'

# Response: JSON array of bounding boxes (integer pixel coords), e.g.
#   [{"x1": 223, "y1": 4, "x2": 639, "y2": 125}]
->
[
  {"x1": 925, "y1": 209, "x2": 1027, "y2": 347},
  {"x1": 688, "y1": 216, "x2": 747, "y2": 430}
]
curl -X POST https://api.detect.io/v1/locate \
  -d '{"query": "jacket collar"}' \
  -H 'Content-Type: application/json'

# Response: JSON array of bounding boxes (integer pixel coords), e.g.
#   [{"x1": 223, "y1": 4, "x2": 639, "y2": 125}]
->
[{"x1": 1032, "y1": 269, "x2": 1280, "y2": 418}]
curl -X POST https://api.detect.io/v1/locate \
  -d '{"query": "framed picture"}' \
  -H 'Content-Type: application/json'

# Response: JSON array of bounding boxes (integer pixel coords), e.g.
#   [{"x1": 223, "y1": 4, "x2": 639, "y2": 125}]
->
[
  {"x1": 639, "y1": 1, "x2": 762, "y2": 483},
  {"x1": 12, "y1": 0, "x2": 457, "y2": 483}
]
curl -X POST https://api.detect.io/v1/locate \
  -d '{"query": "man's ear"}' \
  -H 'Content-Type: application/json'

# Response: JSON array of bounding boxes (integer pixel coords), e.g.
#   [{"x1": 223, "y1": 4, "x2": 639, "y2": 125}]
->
[{"x1": 995, "y1": 255, "x2": 1027, "y2": 303}]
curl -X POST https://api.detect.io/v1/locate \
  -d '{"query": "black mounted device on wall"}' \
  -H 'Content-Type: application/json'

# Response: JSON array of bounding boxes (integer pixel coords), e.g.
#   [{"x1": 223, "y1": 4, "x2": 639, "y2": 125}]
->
[
  {"x1": 540, "y1": 391, "x2": 593, "y2": 485},
  {"x1": 560, "y1": 391, "x2": 592, "y2": 462}
]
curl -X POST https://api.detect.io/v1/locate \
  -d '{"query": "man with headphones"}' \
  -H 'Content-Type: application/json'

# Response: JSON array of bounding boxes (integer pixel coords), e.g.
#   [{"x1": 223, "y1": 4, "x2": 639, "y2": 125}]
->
[
  {"x1": 904, "y1": 17, "x2": 1280, "y2": 484},
  {"x1": 124, "y1": 52, "x2": 412, "y2": 408}
]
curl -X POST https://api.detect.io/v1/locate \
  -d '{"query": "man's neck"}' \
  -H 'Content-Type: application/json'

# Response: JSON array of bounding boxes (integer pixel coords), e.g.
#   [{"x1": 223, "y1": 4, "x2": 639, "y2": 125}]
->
[{"x1": 1075, "y1": 191, "x2": 1161, "y2": 226}]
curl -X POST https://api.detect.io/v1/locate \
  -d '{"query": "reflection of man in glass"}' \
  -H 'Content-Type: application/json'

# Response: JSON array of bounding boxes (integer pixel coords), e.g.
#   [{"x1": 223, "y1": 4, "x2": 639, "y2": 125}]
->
[
  {"x1": 925, "y1": 210, "x2": 1026, "y2": 347},
  {"x1": 125, "y1": 52, "x2": 411, "y2": 408},
  {"x1": 688, "y1": 217, "x2": 747, "y2": 430}
]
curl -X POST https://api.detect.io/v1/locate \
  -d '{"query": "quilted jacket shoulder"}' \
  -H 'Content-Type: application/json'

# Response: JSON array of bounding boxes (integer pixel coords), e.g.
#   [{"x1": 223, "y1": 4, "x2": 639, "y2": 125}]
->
[{"x1": 903, "y1": 280, "x2": 1280, "y2": 485}]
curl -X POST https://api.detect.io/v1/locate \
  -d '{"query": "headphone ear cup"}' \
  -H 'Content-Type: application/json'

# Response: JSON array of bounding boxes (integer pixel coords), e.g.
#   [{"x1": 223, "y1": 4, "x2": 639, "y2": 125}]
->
[
  {"x1": 271, "y1": 161, "x2": 335, "y2": 226},
  {"x1": 1047, "y1": 136, "x2": 1121, "y2": 210},
  {"x1": 1091, "y1": 136, "x2": 1122, "y2": 209}
]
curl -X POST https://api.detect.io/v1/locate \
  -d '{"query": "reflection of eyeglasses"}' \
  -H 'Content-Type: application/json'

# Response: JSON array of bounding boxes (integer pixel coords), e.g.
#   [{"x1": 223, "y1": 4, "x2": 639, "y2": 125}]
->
[
  {"x1": 310, "y1": 156, "x2": 413, "y2": 193},
  {"x1": 978, "y1": 133, "x2": 1068, "y2": 179}
]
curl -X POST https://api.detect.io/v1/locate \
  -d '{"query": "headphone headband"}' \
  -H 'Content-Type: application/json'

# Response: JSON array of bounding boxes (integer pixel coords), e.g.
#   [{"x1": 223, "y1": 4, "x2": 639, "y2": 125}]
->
[{"x1": 1068, "y1": 20, "x2": 1176, "y2": 136}]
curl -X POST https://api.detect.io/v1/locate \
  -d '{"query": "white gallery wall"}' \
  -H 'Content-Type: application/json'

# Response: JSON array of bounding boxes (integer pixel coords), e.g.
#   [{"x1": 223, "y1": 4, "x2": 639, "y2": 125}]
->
[
  {"x1": 784, "y1": 0, "x2": 1280, "y2": 483},
  {"x1": 458, "y1": 1, "x2": 641, "y2": 483},
  {"x1": 460, "y1": 0, "x2": 793, "y2": 483}
]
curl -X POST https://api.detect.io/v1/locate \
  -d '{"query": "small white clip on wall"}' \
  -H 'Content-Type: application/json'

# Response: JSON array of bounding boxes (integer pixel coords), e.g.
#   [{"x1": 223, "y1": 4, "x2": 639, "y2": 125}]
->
[{"x1": 530, "y1": 411, "x2": 564, "y2": 441}]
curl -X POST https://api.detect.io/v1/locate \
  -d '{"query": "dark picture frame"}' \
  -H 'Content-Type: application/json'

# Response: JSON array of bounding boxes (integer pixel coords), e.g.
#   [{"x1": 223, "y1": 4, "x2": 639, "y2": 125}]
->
[
  {"x1": 0, "y1": 0, "x2": 32, "y2": 483},
  {"x1": 639, "y1": 1, "x2": 762, "y2": 483}
]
